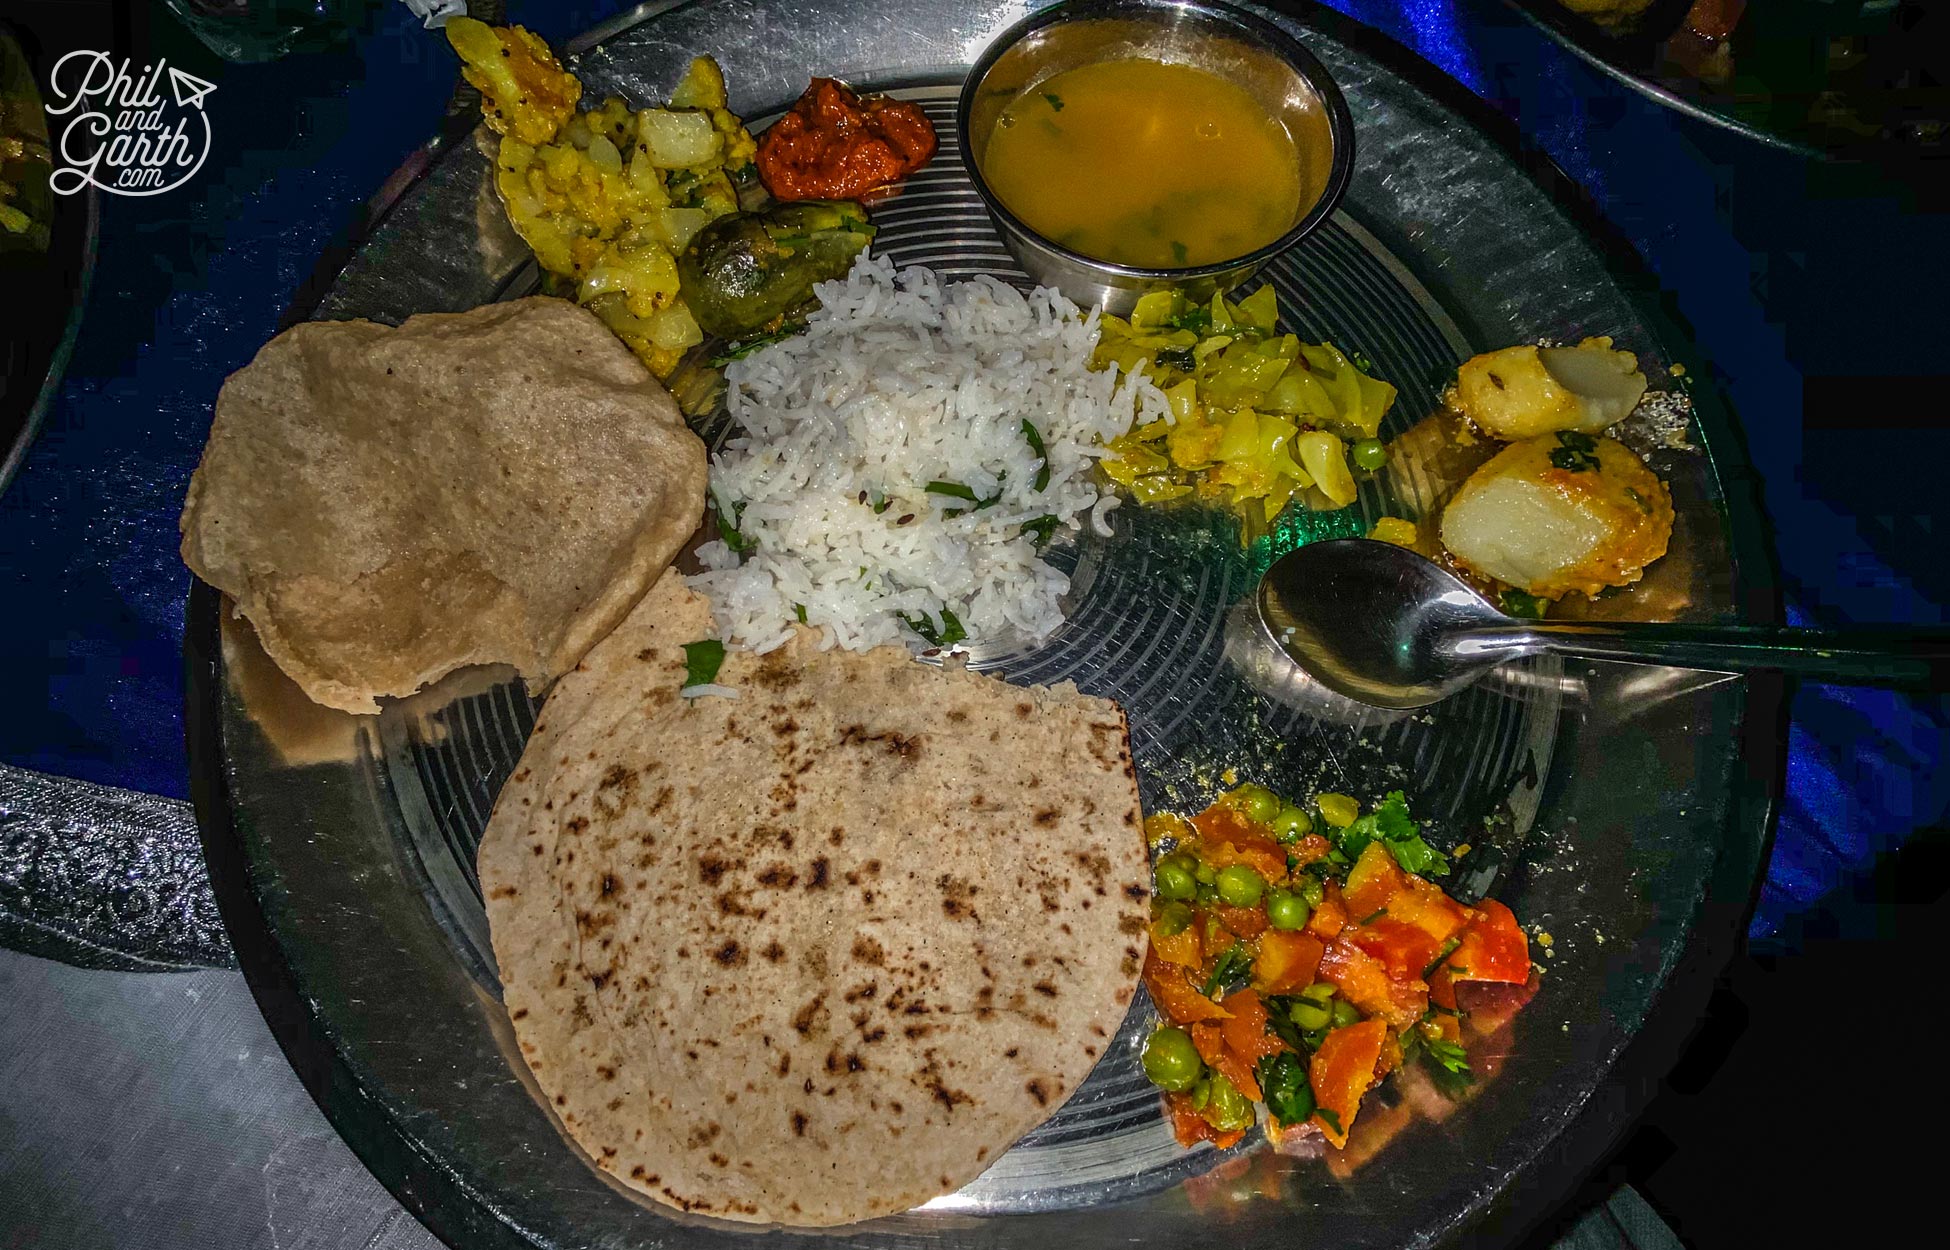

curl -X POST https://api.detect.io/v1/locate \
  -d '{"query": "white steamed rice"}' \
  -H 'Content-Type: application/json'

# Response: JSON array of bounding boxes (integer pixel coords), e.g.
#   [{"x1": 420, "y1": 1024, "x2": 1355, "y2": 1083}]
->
[{"x1": 689, "y1": 254, "x2": 1167, "y2": 653}]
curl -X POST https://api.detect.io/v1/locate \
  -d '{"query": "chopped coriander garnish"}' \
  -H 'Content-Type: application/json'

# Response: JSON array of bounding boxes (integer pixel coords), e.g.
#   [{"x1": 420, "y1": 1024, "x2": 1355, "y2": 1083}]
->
[
  {"x1": 1154, "y1": 346, "x2": 1197, "y2": 372},
  {"x1": 1255, "y1": 1051, "x2": 1316, "y2": 1126},
  {"x1": 898, "y1": 608, "x2": 967, "y2": 648},
  {"x1": 1314, "y1": 1106, "x2": 1343, "y2": 1133},
  {"x1": 925, "y1": 479, "x2": 1003, "y2": 511},
  {"x1": 1547, "y1": 429, "x2": 1601, "y2": 472},
  {"x1": 1021, "y1": 514, "x2": 1059, "y2": 547},
  {"x1": 715, "y1": 501, "x2": 755, "y2": 554},
  {"x1": 1421, "y1": 935, "x2": 1463, "y2": 980},
  {"x1": 680, "y1": 639, "x2": 726, "y2": 689},
  {"x1": 1042, "y1": 91, "x2": 1065, "y2": 111},
  {"x1": 1338, "y1": 791, "x2": 1449, "y2": 877},
  {"x1": 1169, "y1": 240, "x2": 1189, "y2": 265},
  {"x1": 1165, "y1": 306, "x2": 1212, "y2": 334},
  {"x1": 1499, "y1": 588, "x2": 1548, "y2": 619},
  {"x1": 708, "y1": 323, "x2": 803, "y2": 366},
  {"x1": 1401, "y1": 1027, "x2": 1473, "y2": 1098},
  {"x1": 1201, "y1": 943, "x2": 1253, "y2": 998},
  {"x1": 793, "y1": 603, "x2": 809, "y2": 624},
  {"x1": 1021, "y1": 419, "x2": 1051, "y2": 491}
]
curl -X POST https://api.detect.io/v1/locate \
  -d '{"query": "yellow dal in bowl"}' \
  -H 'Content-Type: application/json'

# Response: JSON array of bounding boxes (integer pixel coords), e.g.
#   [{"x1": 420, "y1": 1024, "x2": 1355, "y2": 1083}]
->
[{"x1": 981, "y1": 58, "x2": 1314, "y2": 269}]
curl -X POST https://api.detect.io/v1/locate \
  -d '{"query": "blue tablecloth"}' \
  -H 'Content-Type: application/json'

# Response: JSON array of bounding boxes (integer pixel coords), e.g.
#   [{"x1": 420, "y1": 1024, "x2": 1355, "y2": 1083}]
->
[{"x1": 3, "y1": 0, "x2": 1944, "y2": 948}]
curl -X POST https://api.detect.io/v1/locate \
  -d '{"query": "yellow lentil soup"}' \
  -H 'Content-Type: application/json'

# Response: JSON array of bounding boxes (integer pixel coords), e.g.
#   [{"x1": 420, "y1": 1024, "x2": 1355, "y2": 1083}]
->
[{"x1": 981, "y1": 58, "x2": 1314, "y2": 269}]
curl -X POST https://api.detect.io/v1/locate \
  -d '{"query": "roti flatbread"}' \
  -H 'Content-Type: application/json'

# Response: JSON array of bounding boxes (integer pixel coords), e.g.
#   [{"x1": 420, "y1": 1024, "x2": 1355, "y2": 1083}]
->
[
  {"x1": 479, "y1": 575, "x2": 1150, "y2": 1225},
  {"x1": 180, "y1": 297, "x2": 706, "y2": 714}
]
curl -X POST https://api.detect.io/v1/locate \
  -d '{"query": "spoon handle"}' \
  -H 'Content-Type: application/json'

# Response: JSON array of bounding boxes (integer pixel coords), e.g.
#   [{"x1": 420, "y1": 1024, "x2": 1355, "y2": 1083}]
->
[{"x1": 1519, "y1": 621, "x2": 1950, "y2": 689}]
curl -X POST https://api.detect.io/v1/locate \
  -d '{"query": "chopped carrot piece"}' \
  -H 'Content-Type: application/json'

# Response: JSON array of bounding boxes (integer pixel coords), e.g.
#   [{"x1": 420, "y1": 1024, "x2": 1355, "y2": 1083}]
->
[
  {"x1": 1143, "y1": 949, "x2": 1231, "y2": 1024},
  {"x1": 1306, "y1": 883, "x2": 1348, "y2": 940},
  {"x1": 1210, "y1": 1049, "x2": 1264, "y2": 1102},
  {"x1": 1387, "y1": 874, "x2": 1470, "y2": 943},
  {"x1": 1190, "y1": 1020, "x2": 1227, "y2": 1064},
  {"x1": 1219, "y1": 988, "x2": 1286, "y2": 1063},
  {"x1": 1310, "y1": 1018, "x2": 1388, "y2": 1147},
  {"x1": 1152, "y1": 925, "x2": 1202, "y2": 969},
  {"x1": 1342, "y1": 841, "x2": 1405, "y2": 918},
  {"x1": 1252, "y1": 928, "x2": 1325, "y2": 995}
]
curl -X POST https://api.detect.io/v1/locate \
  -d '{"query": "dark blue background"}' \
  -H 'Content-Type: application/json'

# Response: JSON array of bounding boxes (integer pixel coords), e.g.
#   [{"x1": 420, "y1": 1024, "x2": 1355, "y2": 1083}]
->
[{"x1": 2, "y1": 0, "x2": 1944, "y2": 956}]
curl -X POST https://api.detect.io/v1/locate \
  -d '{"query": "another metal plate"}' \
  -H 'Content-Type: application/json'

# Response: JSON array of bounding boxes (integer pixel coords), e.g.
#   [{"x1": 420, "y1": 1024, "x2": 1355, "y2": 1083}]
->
[{"x1": 187, "y1": 3, "x2": 1780, "y2": 1249}]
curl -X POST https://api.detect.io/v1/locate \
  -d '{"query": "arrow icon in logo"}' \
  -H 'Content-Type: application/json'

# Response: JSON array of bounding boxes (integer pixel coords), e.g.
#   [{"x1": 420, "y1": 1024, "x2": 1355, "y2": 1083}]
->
[{"x1": 167, "y1": 66, "x2": 217, "y2": 110}]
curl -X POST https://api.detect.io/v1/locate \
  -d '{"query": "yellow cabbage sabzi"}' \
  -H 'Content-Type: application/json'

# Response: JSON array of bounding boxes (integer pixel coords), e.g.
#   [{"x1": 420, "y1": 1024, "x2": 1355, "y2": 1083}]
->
[
  {"x1": 446, "y1": 18, "x2": 758, "y2": 377},
  {"x1": 1095, "y1": 287, "x2": 1397, "y2": 540}
]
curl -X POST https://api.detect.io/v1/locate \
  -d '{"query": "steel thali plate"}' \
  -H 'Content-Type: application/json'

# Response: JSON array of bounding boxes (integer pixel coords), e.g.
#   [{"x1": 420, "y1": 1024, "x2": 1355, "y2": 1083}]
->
[{"x1": 186, "y1": 2, "x2": 1781, "y2": 1248}]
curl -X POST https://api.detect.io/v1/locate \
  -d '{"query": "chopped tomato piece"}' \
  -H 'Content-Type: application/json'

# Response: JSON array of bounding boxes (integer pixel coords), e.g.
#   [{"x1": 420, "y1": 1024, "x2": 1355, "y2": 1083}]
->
[
  {"x1": 1306, "y1": 883, "x2": 1348, "y2": 940},
  {"x1": 1219, "y1": 989, "x2": 1286, "y2": 1064},
  {"x1": 1347, "y1": 916, "x2": 1445, "y2": 982},
  {"x1": 1190, "y1": 1021, "x2": 1227, "y2": 1065},
  {"x1": 1457, "y1": 971, "x2": 1539, "y2": 1037},
  {"x1": 1152, "y1": 925, "x2": 1202, "y2": 969},
  {"x1": 1213, "y1": 904, "x2": 1268, "y2": 940},
  {"x1": 1189, "y1": 1021, "x2": 1264, "y2": 1107},
  {"x1": 1252, "y1": 928, "x2": 1325, "y2": 995},
  {"x1": 1309, "y1": 1018, "x2": 1388, "y2": 1147},
  {"x1": 1451, "y1": 899, "x2": 1531, "y2": 984},
  {"x1": 1318, "y1": 939, "x2": 1426, "y2": 1029},
  {"x1": 1342, "y1": 841, "x2": 1405, "y2": 918},
  {"x1": 1143, "y1": 949, "x2": 1231, "y2": 1024}
]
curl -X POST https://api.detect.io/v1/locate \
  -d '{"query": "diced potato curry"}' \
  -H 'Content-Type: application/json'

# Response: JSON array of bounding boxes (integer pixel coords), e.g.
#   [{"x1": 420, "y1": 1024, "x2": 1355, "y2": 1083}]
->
[{"x1": 447, "y1": 17, "x2": 758, "y2": 377}]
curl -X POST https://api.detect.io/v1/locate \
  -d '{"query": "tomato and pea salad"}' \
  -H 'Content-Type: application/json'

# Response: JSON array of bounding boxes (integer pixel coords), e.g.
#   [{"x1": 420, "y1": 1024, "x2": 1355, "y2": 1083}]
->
[{"x1": 1138, "y1": 786, "x2": 1533, "y2": 1150}]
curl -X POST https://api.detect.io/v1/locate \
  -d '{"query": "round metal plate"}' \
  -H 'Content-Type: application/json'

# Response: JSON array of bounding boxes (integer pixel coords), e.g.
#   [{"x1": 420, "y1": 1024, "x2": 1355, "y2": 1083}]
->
[{"x1": 187, "y1": 3, "x2": 1780, "y2": 1249}]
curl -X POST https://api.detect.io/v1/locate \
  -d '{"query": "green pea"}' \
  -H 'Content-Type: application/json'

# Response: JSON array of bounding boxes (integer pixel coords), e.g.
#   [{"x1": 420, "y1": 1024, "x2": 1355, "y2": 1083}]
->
[
  {"x1": 1201, "y1": 1071, "x2": 1255, "y2": 1132},
  {"x1": 1351, "y1": 437, "x2": 1387, "y2": 471},
  {"x1": 1153, "y1": 857, "x2": 1197, "y2": 901},
  {"x1": 1296, "y1": 874, "x2": 1325, "y2": 908},
  {"x1": 1141, "y1": 1027, "x2": 1204, "y2": 1092},
  {"x1": 1194, "y1": 881, "x2": 1219, "y2": 905},
  {"x1": 1288, "y1": 997, "x2": 1332, "y2": 1032},
  {"x1": 1270, "y1": 805, "x2": 1312, "y2": 843},
  {"x1": 1330, "y1": 999, "x2": 1362, "y2": 1029},
  {"x1": 1194, "y1": 861, "x2": 1217, "y2": 886},
  {"x1": 1300, "y1": 982, "x2": 1337, "y2": 1003},
  {"x1": 1227, "y1": 783, "x2": 1282, "y2": 824},
  {"x1": 1151, "y1": 900, "x2": 1193, "y2": 937},
  {"x1": 1266, "y1": 890, "x2": 1312, "y2": 931},
  {"x1": 1214, "y1": 864, "x2": 1265, "y2": 907}
]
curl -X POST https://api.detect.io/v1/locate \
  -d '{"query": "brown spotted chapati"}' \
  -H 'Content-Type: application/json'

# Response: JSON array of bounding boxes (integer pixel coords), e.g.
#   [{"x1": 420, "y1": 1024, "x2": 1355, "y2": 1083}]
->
[
  {"x1": 478, "y1": 574, "x2": 1150, "y2": 1225},
  {"x1": 180, "y1": 297, "x2": 706, "y2": 714}
]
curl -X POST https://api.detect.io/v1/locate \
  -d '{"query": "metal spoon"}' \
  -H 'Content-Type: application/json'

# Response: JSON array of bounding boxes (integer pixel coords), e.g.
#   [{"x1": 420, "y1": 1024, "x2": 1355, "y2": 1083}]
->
[{"x1": 1257, "y1": 538, "x2": 1950, "y2": 710}]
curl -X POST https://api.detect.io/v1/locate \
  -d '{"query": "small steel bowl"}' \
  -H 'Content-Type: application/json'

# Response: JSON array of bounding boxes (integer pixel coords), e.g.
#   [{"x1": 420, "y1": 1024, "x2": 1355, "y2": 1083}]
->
[{"x1": 957, "y1": 0, "x2": 1355, "y2": 315}]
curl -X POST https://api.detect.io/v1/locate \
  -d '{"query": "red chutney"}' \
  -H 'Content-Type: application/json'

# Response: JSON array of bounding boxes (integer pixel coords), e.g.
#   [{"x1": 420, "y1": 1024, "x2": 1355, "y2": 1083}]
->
[{"x1": 756, "y1": 78, "x2": 938, "y2": 202}]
